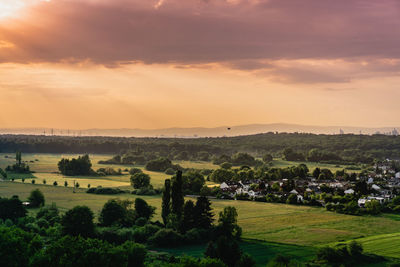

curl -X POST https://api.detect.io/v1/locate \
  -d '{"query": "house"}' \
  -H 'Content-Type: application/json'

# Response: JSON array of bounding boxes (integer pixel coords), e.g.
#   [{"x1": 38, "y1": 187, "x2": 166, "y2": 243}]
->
[
  {"x1": 358, "y1": 198, "x2": 366, "y2": 207},
  {"x1": 344, "y1": 189, "x2": 355, "y2": 194},
  {"x1": 289, "y1": 189, "x2": 298, "y2": 195},
  {"x1": 372, "y1": 184, "x2": 381, "y2": 191},
  {"x1": 396, "y1": 172, "x2": 400, "y2": 179},
  {"x1": 367, "y1": 177, "x2": 374, "y2": 184},
  {"x1": 220, "y1": 182, "x2": 229, "y2": 190}
]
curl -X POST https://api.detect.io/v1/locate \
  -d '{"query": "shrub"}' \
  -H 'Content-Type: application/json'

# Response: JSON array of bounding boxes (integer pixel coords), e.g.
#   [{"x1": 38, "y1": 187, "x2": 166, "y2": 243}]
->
[
  {"x1": 148, "y1": 229, "x2": 184, "y2": 247},
  {"x1": 220, "y1": 162, "x2": 232, "y2": 169},
  {"x1": 145, "y1": 157, "x2": 173, "y2": 172},
  {"x1": 28, "y1": 189, "x2": 45, "y2": 208},
  {"x1": 130, "y1": 173, "x2": 151, "y2": 189},
  {"x1": 129, "y1": 168, "x2": 143, "y2": 175},
  {"x1": 348, "y1": 241, "x2": 363, "y2": 257},
  {"x1": 87, "y1": 187, "x2": 125, "y2": 195},
  {"x1": 165, "y1": 168, "x2": 175, "y2": 175},
  {"x1": 61, "y1": 206, "x2": 95, "y2": 237}
]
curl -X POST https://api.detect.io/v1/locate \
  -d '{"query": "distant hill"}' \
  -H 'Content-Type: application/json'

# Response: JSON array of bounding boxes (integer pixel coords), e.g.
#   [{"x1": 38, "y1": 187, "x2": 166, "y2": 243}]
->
[{"x1": 0, "y1": 123, "x2": 399, "y2": 137}]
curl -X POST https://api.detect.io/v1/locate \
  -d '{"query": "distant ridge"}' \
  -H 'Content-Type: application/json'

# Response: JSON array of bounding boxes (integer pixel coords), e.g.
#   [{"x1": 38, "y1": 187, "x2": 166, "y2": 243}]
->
[{"x1": 0, "y1": 123, "x2": 399, "y2": 137}]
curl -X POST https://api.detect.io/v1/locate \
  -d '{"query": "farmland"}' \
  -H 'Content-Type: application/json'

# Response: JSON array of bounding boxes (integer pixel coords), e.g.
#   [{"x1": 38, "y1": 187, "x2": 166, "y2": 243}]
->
[
  {"x1": 0, "y1": 153, "x2": 350, "y2": 189},
  {"x1": 1, "y1": 152, "x2": 400, "y2": 265},
  {"x1": 2, "y1": 181, "x2": 400, "y2": 249}
]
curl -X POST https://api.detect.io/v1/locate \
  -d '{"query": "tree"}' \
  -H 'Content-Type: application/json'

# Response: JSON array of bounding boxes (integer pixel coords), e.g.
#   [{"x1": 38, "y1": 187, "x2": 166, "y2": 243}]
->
[
  {"x1": 0, "y1": 168, "x2": 7, "y2": 179},
  {"x1": 182, "y1": 171, "x2": 205, "y2": 193},
  {"x1": 181, "y1": 200, "x2": 196, "y2": 232},
  {"x1": 61, "y1": 206, "x2": 95, "y2": 237},
  {"x1": 348, "y1": 241, "x2": 363, "y2": 257},
  {"x1": 312, "y1": 167, "x2": 321, "y2": 179},
  {"x1": 99, "y1": 199, "x2": 126, "y2": 226},
  {"x1": 130, "y1": 173, "x2": 151, "y2": 189},
  {"x1": 365, "y1": 200, "x2": 381, "y2": 215},
  {"x1": 28, "y1": 189, "x2": 45, "y2": 207},
  {"x1": 129, "y1": 168, "x2": 143, "y2": 175},
  {"x1": 134, "y1": 198, "x2": 155, "y2": 221},
  {"x1": 0, "y1": 196, "x2": 27, "y2": 221},
  {"x1": 162, "y1": 179, "x2": 171, "y2": 225},
  {"x1": 205, "y1": 235, "x2": 242, "y2": 267},
  {"x1": 31, "y1": 235, "x2": 146, "y2": 267},
  {"x1": 195, "y1": 196, "x2": 214, "y2": 229},
  {"x1": 218, "y1": 206, "x2": 242, "y2": 239},
  {"x1": 36, "y1": 203, "x2": 60, "y2": 226},
  {"x1": 262, "y1": 154, "x2": 273, "y2": 163},
  {"x1": 16, "y1": 151, "x2": 22, "y2": 165},
  {"x1": 58, "y1": 155, "x2": 92, "y2": 176},
  {"x1": 286, "y1": 194, "x2": 298, "y2": 205},
  {"x1": 145, "y1": 157, "x2": 173, "y2": 172},
  {"x1": 0, "y1": 226, "x2": 42, "y2": 267},
  {"x1": 210, "y1": 169, "x2": 236, "y2": 183},
  {"x1": 283, "y1": 148, "x2": 305, "y2": 161},
  {"x1": 171, "y1": 170, "x2": 184, "y2": 217},
  {"x1": 231, "y1": 153, "x2": 256, "y2": 166},
  {"x1": 220, "y1": 162, "x2": 232, "y2": 169}
]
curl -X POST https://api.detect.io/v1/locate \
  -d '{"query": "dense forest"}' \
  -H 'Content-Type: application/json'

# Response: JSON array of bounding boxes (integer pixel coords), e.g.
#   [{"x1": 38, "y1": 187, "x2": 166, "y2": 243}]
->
[{"x1": 0, "y1": 133, "x2": 400, "y2": 163}]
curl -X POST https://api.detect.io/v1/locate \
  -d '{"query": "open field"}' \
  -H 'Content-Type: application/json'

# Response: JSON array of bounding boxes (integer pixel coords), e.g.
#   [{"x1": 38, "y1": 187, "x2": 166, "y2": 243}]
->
[
  {"x1": 158, "y1": 239, "x2": 316, "y2": 266},
  {"x1": 271, "y1": 159, "x2": 361, "y2": 173},
  {"x1": 2, "y1": 182, "x2": 400, "y2": 248},
  {"x1": 1, "y1": 153, "x2": 395, "y2": 263},
  {"x1": 0, "y1": 153, "x2": 173, "y2": 188},
  {"x1": 0, "y1": 153, "x2": 358, "y2": 190},
  {"x1": 330, "y1": 232, "x2": 400, "y2": 259}
]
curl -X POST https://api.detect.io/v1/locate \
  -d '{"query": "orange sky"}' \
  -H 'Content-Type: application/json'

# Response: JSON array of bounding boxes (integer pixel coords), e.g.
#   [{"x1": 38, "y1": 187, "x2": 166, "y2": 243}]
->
[{"x1": 1, "y1": 0, "x2": 400, "y2": 129}]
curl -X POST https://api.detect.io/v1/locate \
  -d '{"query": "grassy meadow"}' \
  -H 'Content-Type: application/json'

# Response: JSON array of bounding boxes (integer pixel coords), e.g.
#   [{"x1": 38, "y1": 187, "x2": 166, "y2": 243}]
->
[{"x1": 0, "y1": 153, "x2": 396, "y2": 264}]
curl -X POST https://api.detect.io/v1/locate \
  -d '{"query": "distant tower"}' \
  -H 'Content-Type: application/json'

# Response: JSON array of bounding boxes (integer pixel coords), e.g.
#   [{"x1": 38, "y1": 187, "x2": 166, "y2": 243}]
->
[
  {"x1": 339, "y1": 129, "x2": 344, "y2": 135},
  {"x1": 392, "y1": 128, "x2": 399, "y2": 136}
]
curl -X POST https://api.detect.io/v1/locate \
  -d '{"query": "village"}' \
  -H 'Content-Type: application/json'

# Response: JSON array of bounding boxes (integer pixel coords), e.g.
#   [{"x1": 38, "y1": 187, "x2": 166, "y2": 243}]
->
[{"x1": 218, "y1": 160, "x2": 400, "y2": 214}]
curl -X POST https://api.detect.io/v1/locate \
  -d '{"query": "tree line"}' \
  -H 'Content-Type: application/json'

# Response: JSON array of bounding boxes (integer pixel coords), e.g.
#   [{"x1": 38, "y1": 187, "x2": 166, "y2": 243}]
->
[{"x1": 1, "y1": 132, "x2": 400, "y2": 163}]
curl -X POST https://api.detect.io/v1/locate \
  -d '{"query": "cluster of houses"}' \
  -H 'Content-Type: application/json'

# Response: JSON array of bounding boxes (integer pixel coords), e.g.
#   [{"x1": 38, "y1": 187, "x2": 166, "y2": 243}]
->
[{"x1": 219, "y1": 160, "x2": 400, "y2": 207}]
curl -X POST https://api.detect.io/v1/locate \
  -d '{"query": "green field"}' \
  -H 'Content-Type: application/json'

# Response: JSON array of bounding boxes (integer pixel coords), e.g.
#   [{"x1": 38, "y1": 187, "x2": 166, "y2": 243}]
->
[
  {"x1": 0, "y1": 153, "x2": 354, "y2": 190},
  {"x1": 0, "y1": 153, "x2": 396, "y2": 264},
  {"x1": 158, "y1": 239, "x2": 316, "y2": 266},
  {"x1": 0, "y1": 153, "x2": 174, "y2": 189},
  {"x1": 2, "y1": 182, "x2": 400, "y2": 248},
  {"x1": 271, "y1": 159, "x2": 361, "y2": 173}
]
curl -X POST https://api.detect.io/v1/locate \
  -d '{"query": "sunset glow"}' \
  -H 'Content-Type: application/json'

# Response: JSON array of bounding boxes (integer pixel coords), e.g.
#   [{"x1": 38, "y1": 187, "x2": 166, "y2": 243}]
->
[
  {"x1": 0, "y1": 0, "x2": 25, "y2": 19},
  {"x1": 1, "y1": 0, "x2": 400, "y2": 129}
]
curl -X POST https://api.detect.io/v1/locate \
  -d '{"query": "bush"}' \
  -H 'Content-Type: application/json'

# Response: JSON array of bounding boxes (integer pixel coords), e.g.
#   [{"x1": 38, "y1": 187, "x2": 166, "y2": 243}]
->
[
  {"x1": 220, "y1": 162, "x2": 232, "y2": 169},
  {"x1": 87, "y1": 187, "x2": 125, "y2": 195},
  {"x1": 61, "y1": 206, "x2": 95, "y2": 237},
  {"x1": 28, "y1": 189, "x2": 45, "y2": 208},
  {"x1": 99, "y1": 199, "x2": 127, "y2": 226},
  {"x1": 148, "y1": 229, "x2": 184, "y2": 247},
  {"x1": 165, "y1": 168, "x2": 175, "y2": 175},
  {"x1": 132, "y1": 187, "x2": 159, "y2": 195},
  {"x1": 36, "y1": 204, "x2": 60, "y2": 226},
  {"x1": 145, "y1": 157, "x2": 174, "y2": 172},
  {"x1": 129, "y1": 168, "x2": 143, "y2": 175},
  {"x1": 130, "y1": 173, "x2": 151, "y2": 189}
]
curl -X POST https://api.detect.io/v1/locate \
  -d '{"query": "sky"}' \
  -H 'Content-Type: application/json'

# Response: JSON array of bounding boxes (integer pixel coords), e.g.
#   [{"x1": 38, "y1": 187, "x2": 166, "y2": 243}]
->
[{"x1": 0, "y1": 0, "x2": 400, "y2": 129}]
